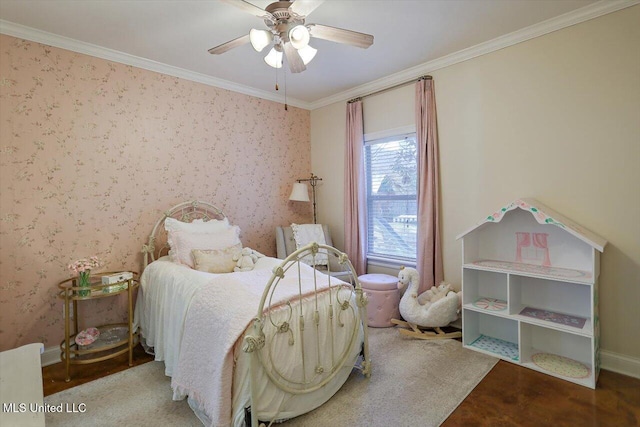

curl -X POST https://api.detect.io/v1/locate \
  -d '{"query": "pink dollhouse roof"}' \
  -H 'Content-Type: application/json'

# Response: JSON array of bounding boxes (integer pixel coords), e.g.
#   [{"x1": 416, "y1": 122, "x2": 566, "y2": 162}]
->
[{"x1": 456, "y1": 198, "x2": 607, "y2": 252}]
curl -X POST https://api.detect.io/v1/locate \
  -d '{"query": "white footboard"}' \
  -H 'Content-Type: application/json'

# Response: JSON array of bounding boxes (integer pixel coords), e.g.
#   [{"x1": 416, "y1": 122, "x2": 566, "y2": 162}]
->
[{"x1": 242, "y1": 242, "x2": 370, "y2": 427}]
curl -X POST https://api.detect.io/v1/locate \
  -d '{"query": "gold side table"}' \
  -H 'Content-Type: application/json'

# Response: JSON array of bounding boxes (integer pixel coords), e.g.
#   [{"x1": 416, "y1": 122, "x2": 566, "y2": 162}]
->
[{"x1": 57, "y1": 271, "x2": 139, "y2": 382}]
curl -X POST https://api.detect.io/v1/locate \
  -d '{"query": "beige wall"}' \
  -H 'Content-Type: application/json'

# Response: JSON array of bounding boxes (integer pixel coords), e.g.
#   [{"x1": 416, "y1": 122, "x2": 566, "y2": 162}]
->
[
  {"x1": 311, "y1": 6, "x2": 640, "y2": 359},
  {"x1": 362, "y1": 84, "x2": 415, "y2": 136},
  {"x1": 310, "y1": 83, "x2": 415, "y2": 253},
  {"x1": 311, "y1": 102, "x2": 346, "y2": 250},
  {"x1": 0, "y1": 35, "x2": 312, "y2": 351}
]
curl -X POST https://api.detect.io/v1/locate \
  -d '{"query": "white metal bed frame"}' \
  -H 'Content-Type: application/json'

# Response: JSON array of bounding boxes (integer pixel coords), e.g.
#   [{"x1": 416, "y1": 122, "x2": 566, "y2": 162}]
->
[
  {"x1": 140, "y1": 201, "x2": 371, "y2": 427},
  {"x1": 141, "y1": 200, "x2": 227, "y2": 269}
]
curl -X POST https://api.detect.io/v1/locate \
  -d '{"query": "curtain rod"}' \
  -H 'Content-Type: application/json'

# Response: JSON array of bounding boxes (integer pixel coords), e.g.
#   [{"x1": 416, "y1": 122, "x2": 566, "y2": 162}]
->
[{"x1": 347, "y1": 75, "x2": 431, "y2": 103}]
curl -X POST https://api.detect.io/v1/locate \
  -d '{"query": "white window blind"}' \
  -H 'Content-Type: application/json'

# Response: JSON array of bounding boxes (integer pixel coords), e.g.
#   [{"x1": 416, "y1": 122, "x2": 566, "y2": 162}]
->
[{"x1": 364, "y1": 133, "x2": 417, "y2": 262}]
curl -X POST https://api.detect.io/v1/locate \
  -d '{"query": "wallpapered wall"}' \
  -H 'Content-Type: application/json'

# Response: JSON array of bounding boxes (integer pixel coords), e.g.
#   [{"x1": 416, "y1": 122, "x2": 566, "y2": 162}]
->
[{"x1": 0, "y1": 34, "x2": 312, "y2": 351}]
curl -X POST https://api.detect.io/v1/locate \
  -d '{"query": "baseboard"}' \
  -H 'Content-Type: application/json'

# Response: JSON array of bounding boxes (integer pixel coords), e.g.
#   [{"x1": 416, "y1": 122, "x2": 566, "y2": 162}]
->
[
  {"x1": 601, "y1": 350, "x2": 640, "y2": 379},
  {"x1": 41, "y1": 346, "x2": 61, "y2": 367}
]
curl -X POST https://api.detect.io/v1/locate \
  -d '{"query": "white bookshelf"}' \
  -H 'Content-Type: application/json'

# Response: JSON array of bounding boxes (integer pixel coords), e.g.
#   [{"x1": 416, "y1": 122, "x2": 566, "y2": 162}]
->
[{"x1": 457, "y1": 199, "x2": 606, "y2": 389}]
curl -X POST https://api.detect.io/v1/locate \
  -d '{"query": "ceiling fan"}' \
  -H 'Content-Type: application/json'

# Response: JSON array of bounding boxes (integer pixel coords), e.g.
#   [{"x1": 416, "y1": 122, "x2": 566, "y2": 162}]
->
[{"x1": 209, "y1": 0, "x2": 374, "y2": 73}]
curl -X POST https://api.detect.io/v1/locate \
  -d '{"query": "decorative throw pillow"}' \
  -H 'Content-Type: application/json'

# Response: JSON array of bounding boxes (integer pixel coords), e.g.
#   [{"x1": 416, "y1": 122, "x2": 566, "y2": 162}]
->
[
  {"x1": 167, "y1": 225, "x2": 242, "y2": 268},
  {"x1": 192, "y1": 244, "x2": 242, "y2": 274}
]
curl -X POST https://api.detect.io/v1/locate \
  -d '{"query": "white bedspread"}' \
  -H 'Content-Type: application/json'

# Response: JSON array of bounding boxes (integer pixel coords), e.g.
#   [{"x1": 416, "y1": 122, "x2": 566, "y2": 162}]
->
[
  {"x1": 171, "y1": 259, "x2": 343, "y2": 427},
  {"x1": 134, "y1": 256, "x2": 239, "y2": 376},
  {"x1": 135, "y1": 256, "x2": 361, "y2": 427},
  {"x1": 134, "y1": 256, "x2": 284, "y2": 374}
]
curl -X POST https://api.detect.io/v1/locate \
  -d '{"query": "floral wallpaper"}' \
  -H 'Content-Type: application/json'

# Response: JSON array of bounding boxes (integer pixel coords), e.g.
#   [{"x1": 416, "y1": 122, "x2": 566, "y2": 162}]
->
[{"x1": 0, "y1": 34, "x2": 312, "y2": 351}]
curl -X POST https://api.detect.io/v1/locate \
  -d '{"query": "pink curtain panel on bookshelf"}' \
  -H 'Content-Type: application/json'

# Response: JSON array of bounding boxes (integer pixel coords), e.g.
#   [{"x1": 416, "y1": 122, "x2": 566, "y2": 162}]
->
[{"x1": 515, "y1": 232, "x2": 551, "y2": 266}]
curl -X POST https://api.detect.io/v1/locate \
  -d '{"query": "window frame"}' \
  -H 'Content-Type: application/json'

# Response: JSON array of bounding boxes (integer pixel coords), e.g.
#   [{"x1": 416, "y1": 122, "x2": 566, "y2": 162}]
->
[{"x1": 363, "y1": 130, "x2": 418, "y2": 267}]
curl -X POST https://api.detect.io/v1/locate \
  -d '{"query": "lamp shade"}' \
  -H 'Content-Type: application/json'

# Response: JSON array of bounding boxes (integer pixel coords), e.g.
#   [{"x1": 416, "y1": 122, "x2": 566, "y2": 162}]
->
[
  {"x1": 289, "y1": 25, "x2": 310, "y2": 50},
  {"x1": 289, "y1": 182, "x2": 310, "y2": 202},
  {"x1": 298, "y1": 45, "x2": 317, "y2": 65},
  {"x1": 249, "y1": 29, "x2": 272, "y2": 52},
  {"x1": 264, "y1": 47, "x2": 283, "y2": 68}
]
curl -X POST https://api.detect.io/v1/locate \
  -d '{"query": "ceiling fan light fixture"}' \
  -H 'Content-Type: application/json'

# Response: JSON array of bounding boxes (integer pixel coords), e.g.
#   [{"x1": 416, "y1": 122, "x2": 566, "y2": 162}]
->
[
  {"x1": 212, "y1": 1, "x2": 374, "y2": 76},
  {"x1": 289, "y1": 25, "x2": 310, "y2": 50},
  {"x1": 249, "y1": 29, "x2": 272, "y2": 52},
  {"x1": 298, "y1": 44, "x2": 317, "y2": 65},
  {"x1": 264, "y1": 47, "x2": 283, "y2": 68}
]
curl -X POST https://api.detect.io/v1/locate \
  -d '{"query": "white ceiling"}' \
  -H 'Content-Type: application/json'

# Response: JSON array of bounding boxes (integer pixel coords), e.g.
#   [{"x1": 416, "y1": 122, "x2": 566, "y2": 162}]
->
[{"x1": 0, "y1": 0, "x2": 629, "y2": 108}]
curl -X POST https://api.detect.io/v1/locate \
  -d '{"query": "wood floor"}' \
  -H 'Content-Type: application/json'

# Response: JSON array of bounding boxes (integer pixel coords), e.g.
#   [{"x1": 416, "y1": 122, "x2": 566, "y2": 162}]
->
[
  {"x1": 443, "y1": 362, "x2": 640, "y2": 427},
  {"x1": 42, "y1": 344, "x2": 154, "y2": 396},
  {"x1": 43, "y1": 344, "x2": 640, "y2": 426}
]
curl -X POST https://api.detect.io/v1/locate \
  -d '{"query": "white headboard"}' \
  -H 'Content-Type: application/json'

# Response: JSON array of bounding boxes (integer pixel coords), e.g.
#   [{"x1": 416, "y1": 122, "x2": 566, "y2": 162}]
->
[{"x1": 141, "y1": 200, "x2": 226, "y2": 270}]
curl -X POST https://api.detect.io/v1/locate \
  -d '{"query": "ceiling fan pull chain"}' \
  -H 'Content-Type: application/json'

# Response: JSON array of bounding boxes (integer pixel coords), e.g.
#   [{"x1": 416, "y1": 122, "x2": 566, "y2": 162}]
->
[
  {"x1": 284, "y1": 58, "x2": 288, "y2": 111},
  {"x1": 275, "y1": 60, "x2": 279, "y2": 91}
]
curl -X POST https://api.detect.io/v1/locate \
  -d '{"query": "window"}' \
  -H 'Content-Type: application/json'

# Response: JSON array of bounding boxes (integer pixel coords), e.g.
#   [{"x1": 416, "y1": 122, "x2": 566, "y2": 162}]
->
[{"x1": 364, "y1": 133, "x2": 417, "y2": 263}]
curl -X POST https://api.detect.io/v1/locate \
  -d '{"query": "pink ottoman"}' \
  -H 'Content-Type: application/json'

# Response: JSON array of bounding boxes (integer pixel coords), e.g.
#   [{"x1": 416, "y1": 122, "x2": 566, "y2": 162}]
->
[{"x1": 359, "y1": 274, "x2": 400, "y2": 328}]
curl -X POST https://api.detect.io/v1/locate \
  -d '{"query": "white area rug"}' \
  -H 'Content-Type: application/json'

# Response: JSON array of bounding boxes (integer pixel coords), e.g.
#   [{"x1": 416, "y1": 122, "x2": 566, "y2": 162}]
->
[{"x1": 45, "y1": 328, "x2": 497, "y2": 426}]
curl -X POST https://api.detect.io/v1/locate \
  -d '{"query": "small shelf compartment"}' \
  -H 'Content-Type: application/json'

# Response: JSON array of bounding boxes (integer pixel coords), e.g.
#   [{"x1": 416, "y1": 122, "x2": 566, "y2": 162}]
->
[
  {"x1": 462, "y1": 269, "x2": 508, "y2": 312},
  {"x1": 520, "y1": 323, "x2": 595, "y2": 388},
  {"x1": 463, "y1": 310, "x2": 519, "y2": 361},
  {"x1": 509, "y1": 275, "x2": 592, "y2": 335}
]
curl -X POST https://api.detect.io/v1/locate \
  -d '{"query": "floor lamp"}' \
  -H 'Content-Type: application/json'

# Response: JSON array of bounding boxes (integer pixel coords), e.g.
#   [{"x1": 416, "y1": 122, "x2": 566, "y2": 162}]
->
[{"x1": 289, "y1": 173, "x2": 322, "y2": 224}]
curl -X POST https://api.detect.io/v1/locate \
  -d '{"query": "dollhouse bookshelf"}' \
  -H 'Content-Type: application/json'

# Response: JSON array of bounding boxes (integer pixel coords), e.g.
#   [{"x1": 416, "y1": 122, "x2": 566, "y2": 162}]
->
[{"x1": 457, "y1": 199, "x2": 607, "y2": 388}]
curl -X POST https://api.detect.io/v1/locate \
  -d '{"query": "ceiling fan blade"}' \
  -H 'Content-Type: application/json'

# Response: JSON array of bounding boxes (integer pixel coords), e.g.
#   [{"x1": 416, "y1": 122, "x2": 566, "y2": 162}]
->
[
  {"x1": 220, "y1": 0, "x2": 275, "y2": 20},
  {"x1": 208, "y1": 34, "x2": 251, "y2": 55},
  {"x1": 289, "y1": 0, "x2": 324, "y2": 17},
  {"x1": 308, "y1": 24, "x2": 374, "y2": 49},
  {"x1": 284, "y1": 42, "x2": 306, "y2": 73}
]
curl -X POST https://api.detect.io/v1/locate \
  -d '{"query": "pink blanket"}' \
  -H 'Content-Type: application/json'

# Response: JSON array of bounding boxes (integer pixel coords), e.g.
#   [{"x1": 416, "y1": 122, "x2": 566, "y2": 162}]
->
[{"x1": 171, "y1": 261, "x2": 333, "y2": 427}]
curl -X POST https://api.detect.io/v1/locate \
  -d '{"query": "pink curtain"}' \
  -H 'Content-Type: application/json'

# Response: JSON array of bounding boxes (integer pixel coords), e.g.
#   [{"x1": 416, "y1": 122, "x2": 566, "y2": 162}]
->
[
  {"x1": 516, "y1": 232, "x2": 531, "y2": 263},
  {"x1": 532, "y1": 233, "x2": 551, "y2": 267},
  {"x1": 416, "y1": 78, "x2": 443, "y2": 294},
  {"x1": 344, "y1": 100, "x2": 367, "y2": 275}
]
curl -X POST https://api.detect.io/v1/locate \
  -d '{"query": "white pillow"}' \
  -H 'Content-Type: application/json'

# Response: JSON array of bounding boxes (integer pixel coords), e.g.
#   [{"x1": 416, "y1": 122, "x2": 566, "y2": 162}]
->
[
  {"x1": 167, "y1": 225, "x2": 242, "y2": 268},
  {"x1": 165, "y1": 217, "x2": 229, "y2": 234},
  {"x1": 191, "y1": 244, "x2": 242, "y2": 274}
]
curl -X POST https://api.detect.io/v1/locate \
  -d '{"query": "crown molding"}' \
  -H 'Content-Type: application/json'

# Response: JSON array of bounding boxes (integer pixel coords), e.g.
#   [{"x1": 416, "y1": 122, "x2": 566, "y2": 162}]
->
[
  {"x1": 0, "y1": 19, "x2": 311, "y2": 110},
  {"x1": 308, "y1": 0, "x2": 640, "y2": 110}
]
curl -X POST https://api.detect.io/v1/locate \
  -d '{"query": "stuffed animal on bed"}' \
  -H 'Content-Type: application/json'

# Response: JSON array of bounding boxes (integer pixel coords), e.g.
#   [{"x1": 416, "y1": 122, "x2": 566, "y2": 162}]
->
[{"x1": 233, "y1": 247, "x2": 263, "y2": 272}]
